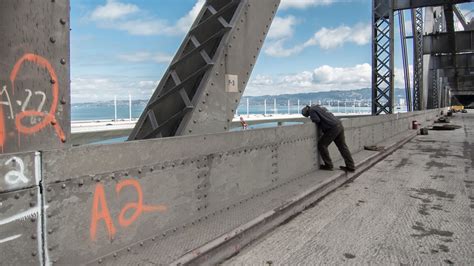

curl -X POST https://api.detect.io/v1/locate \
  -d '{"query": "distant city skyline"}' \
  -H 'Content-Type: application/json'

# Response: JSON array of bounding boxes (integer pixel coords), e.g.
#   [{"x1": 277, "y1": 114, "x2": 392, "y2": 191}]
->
[{"x1": 71, "y1": 0, "x2": 473, "y2": 103}]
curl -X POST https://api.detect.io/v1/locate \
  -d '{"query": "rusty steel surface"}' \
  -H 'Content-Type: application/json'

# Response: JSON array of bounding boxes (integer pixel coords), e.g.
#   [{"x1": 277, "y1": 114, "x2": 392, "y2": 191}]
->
[
  {"x1": 129, "y1": 0, "x2": 280, "y2": 140},
  {"x1": 0, "y1": 0, "x2": 71, "y2": 154},
  {"x1": 0, "y1": 187, "x2": 43, "y2": 265}
]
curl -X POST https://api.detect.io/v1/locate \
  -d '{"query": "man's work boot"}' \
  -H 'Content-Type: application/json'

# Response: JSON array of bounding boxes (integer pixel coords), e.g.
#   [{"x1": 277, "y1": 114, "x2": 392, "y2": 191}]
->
[
  {"x1": 340, "y1": 166, "x2": 355, "y2": 173},
  {"x1": 320, "y1": 164, "x2": 334, "y2": 171}
]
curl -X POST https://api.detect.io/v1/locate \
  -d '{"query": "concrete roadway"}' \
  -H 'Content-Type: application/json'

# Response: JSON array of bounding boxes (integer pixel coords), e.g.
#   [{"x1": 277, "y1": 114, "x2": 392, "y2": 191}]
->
[{"x1": 226, "y1": 113, "x2": 473, "y2": 265}]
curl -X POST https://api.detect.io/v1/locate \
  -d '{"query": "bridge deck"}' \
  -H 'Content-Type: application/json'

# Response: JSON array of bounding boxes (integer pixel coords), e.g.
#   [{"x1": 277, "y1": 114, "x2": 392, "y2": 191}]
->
[{"x1": 226, "y1": 113, "x2": 473, "y2": 265}]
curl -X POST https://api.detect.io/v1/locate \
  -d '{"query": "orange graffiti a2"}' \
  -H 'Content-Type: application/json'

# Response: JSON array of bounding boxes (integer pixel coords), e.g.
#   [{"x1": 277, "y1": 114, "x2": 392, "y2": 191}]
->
[
  {"x1": 90, "y1": 184, "x2": 116, "y2": 241},
  {"x1": 90, "y1": 179, "x2": 167, "y2": 241},
  {"x1": 116, "y1": 179, "x2": 167, "y2": 227},
  {"x1": 10, "y1": 53, "x2": 65, "y2": 142}
]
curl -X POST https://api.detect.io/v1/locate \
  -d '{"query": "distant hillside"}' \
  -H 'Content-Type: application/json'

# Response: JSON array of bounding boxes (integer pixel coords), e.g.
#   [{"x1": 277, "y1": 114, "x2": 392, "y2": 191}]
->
[
  {"x1": 242, "y1": 88, "x2": 408, "y2": 103},
  {"x1": 74, "y1": 88, "x2": 409, "y2": 106}
]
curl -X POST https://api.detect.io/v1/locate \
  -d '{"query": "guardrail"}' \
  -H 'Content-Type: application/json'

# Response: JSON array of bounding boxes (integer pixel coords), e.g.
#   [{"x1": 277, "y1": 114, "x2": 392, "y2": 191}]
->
[
  {"x1": 0, "y1": 110, "x2": 442, "y2": 264},
  {"x1": 70, "y1": 114, "x2": 372, "y2": 145}
]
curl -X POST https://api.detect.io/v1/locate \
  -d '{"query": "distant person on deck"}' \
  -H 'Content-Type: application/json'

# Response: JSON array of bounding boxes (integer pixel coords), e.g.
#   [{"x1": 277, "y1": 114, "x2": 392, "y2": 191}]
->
[
  {"x1": 240, "y1": 116, "x2": 248, "y2": 130},
  {"x1": 301, "y1": 105, "x2": 356, "y2": 172}
]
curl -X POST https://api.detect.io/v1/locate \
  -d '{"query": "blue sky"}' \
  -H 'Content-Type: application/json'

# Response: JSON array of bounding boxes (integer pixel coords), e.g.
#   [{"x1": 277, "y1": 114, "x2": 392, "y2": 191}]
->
[{"x1": 70, "y1": 0, "x2": 473, "y2": 103}]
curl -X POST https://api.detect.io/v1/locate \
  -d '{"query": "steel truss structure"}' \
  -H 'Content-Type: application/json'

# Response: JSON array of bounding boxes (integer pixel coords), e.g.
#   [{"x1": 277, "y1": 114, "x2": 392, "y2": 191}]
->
[
  {"x1": 412, "y1": 8, "x2": 424, "y2": 111},
  {"x1": 372, "y1": 0, "x2": 395, "y2": 115},
  {"x1": 372, "y1": 0, "x2": 471, "y2": 115}
]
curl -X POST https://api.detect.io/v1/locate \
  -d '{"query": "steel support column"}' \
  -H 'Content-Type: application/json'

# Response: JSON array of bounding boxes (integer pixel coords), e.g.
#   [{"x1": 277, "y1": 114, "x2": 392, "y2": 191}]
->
[
  {"x1": 372, "y1": 0, "x2": 394, "y2": 115},
  {"x1": 0, "y1": 0, "x2": 71, "y2": 154},
  {"x1": 431, "y1": 70, "x2": 440, "y2": 108},
  {"x1": 412, "y1": 8, "x2": 424, "y2": 111},
  {"x1": 398, "y1": 10, "x2": 412, "y2": 111}
]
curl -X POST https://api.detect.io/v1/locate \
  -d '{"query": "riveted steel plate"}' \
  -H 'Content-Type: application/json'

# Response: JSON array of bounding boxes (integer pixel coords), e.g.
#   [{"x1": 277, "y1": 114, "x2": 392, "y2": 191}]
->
[
  {"x1": 0, "y1": 187, "x2": 42, "y2": 265},
  {"x1": 183, "y1": 0, "x2": 281, "y2": 136},
  {"x1": 41, "y1": 122, "x2": 316, "y2": 263},
  {"x1": 42, "y1": 160, "x2": 207, "y2": 264},
  {"x1": 0, "y1": 0, "x2": 70, "y2": 154},
  {"x1": 0, "y1": 152, "x2": 37, "y2": 193},
  {"x1": 206, "y1": 145, "x2": 275, "y2": 211},
  {"x1": 277, "y1": 137, "x2": 318, "y2": 183}
]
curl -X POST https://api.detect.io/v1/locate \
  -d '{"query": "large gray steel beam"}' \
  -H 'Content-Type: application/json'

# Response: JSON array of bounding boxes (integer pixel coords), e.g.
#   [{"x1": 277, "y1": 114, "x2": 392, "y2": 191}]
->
[
  {"x1": 129, "y1": 0, "x2": 280, "y2": 140},
  {"x1": 393, "y1": 0, "x2": 470, "y2": 11},
  {"x1": 0, "y1": 1, "x2": 71, "y2": 154},
  {"x1": 372, "y1": 0, "x2": 395, "y2": 115},
  {"x1": 432, "y1": 53, "x2": 474, "y2": 69},
  {"x1": 399, "y1": 10, "x2": 413, "y2": 111},
  {"x1": 423, "y1": 30, "x2": 474, "y2": 54}
]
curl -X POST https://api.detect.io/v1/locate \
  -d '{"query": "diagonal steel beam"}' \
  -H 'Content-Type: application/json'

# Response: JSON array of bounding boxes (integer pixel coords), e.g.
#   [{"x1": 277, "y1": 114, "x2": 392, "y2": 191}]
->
[{"x1": 129, "y1": 0, "x2": 280, "y2": 140}]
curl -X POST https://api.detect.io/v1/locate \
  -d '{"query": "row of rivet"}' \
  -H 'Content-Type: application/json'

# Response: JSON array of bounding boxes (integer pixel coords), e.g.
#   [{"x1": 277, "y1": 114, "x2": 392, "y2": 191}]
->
[
  {"x1": 93, "y1": 164, "x2": 317, "y2": 264},
  {"x1": 32, "y1": 0, "x2": 67, "y2": 260}
]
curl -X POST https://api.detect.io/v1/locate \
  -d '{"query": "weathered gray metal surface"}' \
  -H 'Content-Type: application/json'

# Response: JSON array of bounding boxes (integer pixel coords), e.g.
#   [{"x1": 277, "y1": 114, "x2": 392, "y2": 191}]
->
[
  {"x1": 393, "y1": 0, "x2": 470, "y2": 11},
  {"x1": 0, "y1": 0, "x2": 70, "y2": 154},
  {"x1": 0, "y1": 187, "x2": 43, "y2": 265},
  {"x1": 41, "y1": 122, "x2": 316, "y2": 264},
  {"x1": 0, "y1": 152, "x2": 44, "y2": 265},
  {"x1": 129, "y1": 0, "x2": 280, "y2": 140},
  {"x1": 0, "y1": 152, "x2": 37, "y2": 193},
  {"x1": 35, "y1": 110, "x2": 440, "y2": 264},
  {"x1": 432, "y1": 53, "x2": 474, "y2": 70},
  {"x1": 423, "y1": 30, "x2": 474, "y2": 54}
]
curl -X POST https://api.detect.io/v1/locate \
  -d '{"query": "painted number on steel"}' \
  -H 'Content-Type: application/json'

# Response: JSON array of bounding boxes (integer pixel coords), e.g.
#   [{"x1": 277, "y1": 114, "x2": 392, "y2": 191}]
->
[
  {"x1": 0, "y1": 53, "x2": 66, "y2": 152},
  {"x1": 226, "y1": 74, "x2": 239, "y2": 93},
  {"x1": 90, "y1": 179, "x2": 167, "y2": 241}
]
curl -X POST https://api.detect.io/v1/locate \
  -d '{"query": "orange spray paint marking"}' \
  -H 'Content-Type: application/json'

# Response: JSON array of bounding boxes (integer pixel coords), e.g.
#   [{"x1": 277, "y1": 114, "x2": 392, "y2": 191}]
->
[
  {"x1": 116, "y1": 179, "x2": 167, "y2": 228},
  {"x1": 90, "y1": 184, "x2": 116, "y2": 241},
  {"x1": 90, "y1": 179, "x2": 167, "y2": 241},
  {"x1": 10, "y1": 53, "x2": 65, "y2": 142}
]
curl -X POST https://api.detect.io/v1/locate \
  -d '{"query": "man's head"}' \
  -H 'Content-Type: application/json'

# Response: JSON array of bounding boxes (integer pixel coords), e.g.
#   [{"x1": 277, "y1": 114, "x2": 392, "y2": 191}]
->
[{"x1": 301, "y1": 105, "x2": 310, "y2": 117}]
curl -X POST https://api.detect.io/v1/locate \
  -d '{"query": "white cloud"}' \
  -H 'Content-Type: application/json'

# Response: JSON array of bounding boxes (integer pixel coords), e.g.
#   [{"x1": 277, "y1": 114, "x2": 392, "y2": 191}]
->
[
  {"x1": 268, "y1": 16, "x2": 298, "y2": 39},
  {"x1": 245, "y1": 63, "x2": 410, "y2": 96},
  {"x1": 175, "y1": 0, "x2": 206, "y2": 33},
  {"x1": 90, "y1": 0, "x2": 139, "y2": 21},
  {"x1": 89, "y1": 0, "x2": 205, "y2": 36},
  {"x1": 280, "y1": 0, "x2": 336, "y2": 9},
  {"x1": 265, "y1": 23, "x2": 371, "y2": 57},
  {"x1": 71, "y1": 77, "x2": 159, "y2": 103},
  {"x1": 118, "y1": 52, "x2": 173, "y2": 64}
]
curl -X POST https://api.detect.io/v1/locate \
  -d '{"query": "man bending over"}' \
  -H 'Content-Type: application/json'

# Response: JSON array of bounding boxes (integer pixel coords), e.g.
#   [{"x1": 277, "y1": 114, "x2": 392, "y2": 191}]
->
[{"x1": 301, "y1": 105, "x2": 356, "y2": 172}]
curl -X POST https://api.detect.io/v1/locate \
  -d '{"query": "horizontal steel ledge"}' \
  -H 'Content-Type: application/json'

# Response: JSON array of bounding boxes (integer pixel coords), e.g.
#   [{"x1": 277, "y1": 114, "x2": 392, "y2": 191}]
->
[
  {"x1": 423, "y1": 30, "x2": 474, "y2": 54},
  {"x1": 451, "y1": 90, "x2": 474, "y2": 95},
  {"x1": 393, "y1": 0, "x2": 470, "y2": 10},
  {"x1": 432, "y1": 53, "x2": 474, "y2": 69}
]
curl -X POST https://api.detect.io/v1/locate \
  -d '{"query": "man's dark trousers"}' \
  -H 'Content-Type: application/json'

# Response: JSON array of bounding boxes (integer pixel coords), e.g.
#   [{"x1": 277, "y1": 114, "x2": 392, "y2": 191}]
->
[{"x1": 318, "y1": 124, "x2": 355, "y2": 169}]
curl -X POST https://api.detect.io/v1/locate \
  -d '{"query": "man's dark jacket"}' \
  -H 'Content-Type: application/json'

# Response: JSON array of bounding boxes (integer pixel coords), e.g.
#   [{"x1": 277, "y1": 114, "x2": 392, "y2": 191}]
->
[{"x1": 307, "y1": 105, "x2": 341, "y2": 133}]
